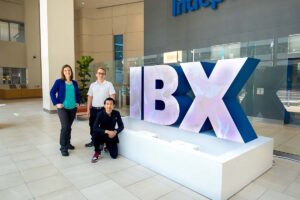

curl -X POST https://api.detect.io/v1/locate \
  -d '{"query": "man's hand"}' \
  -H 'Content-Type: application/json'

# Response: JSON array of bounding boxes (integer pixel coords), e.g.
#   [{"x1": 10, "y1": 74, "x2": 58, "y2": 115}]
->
[
  {"x1": 105, "y1": 130, "x2": 117, "y2": 138},
  {"x1": 56, "y1": 104, "x2": 63, "y2": 109},
  {"x1": 87, "y1": 106, "x2": 92, "y2": 118}
]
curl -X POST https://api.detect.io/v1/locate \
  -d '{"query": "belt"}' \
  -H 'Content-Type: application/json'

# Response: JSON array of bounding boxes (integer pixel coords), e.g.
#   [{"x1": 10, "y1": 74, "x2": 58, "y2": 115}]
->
[{"x1": 92, "y1": 106, "x2": 103, "y2": 110}]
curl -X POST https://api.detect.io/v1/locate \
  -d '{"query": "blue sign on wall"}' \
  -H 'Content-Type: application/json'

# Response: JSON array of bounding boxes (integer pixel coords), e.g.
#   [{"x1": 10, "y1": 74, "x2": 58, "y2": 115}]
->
[{"x1": 172, "y1": 0, "x2": 224, "y2": 16}]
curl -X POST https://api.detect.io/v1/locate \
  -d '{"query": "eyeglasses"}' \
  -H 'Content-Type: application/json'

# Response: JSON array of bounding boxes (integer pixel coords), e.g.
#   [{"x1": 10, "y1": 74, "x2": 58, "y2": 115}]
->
[{"x1": 97, "y1": 72, "x2": 106, "y2": 75}]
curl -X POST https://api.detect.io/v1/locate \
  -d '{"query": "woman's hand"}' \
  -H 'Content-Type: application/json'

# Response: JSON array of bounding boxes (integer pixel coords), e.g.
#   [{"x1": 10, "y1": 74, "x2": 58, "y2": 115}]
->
[{"x1": 56, "y1": 104, "x2": 63, "y2": 109}]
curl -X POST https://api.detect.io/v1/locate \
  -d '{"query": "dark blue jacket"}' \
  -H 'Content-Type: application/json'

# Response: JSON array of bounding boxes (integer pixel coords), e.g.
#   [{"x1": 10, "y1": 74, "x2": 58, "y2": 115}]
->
[
  {"x1": 93, "y1": 109, "x2": 124, "y2": 143},
  {"x1": 50, "y1": 79, "x2": 80, "y2": 106}
]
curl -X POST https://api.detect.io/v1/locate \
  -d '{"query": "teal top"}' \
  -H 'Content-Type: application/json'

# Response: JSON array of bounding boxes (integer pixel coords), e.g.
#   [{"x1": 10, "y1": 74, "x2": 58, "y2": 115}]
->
[{"x1": 63, "y1": 83, "x2": 76, "y2": 109}]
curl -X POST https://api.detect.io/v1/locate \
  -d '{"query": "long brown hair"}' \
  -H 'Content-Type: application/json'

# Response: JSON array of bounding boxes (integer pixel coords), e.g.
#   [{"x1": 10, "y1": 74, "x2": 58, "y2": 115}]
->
[{"x1": 61, "y1": 64, "x2": 73, "y2": 81}]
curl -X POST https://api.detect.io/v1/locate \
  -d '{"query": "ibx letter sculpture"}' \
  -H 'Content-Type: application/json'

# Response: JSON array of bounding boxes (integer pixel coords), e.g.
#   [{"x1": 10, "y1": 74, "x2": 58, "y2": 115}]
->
[{"x1": 130, "y1": 58, "x2": 259, "y2": 143}]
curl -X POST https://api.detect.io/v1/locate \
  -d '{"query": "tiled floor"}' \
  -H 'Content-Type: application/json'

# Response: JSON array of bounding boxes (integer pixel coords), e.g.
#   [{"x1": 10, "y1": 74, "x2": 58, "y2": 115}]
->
[
  {"x1": 252, "y1": 120, "x2": 300, "y2": 155},
  {"x1": 0, "y1": 99, "x2": 300, "y2": 200}
]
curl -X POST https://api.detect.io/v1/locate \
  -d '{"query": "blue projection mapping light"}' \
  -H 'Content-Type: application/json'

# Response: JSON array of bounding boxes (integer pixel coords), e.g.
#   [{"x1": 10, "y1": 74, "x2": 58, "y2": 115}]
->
[
  {"x1": 130, "y1": 58, "x2": 260, "y2": 143},
  {"x1": 172, "y1": 0, "x2": 224, "y2": 16}
]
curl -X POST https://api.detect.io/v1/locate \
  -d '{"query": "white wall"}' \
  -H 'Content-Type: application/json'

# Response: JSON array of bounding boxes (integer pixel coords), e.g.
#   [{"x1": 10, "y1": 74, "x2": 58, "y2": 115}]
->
[{"x1": 40, "y1": 0, "x2": 75, "y2": 111}]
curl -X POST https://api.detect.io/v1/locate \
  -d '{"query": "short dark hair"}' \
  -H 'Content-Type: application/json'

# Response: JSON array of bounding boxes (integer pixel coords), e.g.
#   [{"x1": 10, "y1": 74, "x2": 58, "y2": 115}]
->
[
  {"x1": 61, "y1": 64, "x2": 73, "y2": 80},
  {"x1": 104, "y1": 97, "x2": 115, "y2": 105}
]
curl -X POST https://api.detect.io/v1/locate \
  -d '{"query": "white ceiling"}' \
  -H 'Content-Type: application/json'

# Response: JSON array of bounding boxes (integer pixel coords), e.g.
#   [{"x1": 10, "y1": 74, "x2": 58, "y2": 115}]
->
[{"x1": 74, "y1": 0, "x2": 143, "y2": 9}]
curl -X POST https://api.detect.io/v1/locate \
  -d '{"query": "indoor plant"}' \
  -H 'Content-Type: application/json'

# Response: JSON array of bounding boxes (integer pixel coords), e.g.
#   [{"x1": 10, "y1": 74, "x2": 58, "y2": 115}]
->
[
  {"x1": 76, "y1": 56, "x2": 94, "y2": 104},
  {"x1": 76, "y1": 55, "x2": 94, "y2": 112}
]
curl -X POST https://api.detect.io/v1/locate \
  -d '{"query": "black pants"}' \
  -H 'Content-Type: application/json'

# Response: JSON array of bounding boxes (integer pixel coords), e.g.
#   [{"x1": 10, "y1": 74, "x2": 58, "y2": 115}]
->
[
  {"x1": 57, "y1": 107, "x2": 77, "y2": 152},
  {"x1": 89, "y1": 107, "x2": 103, "y2": 140},
  {"x1": 92, "y1": 133, "x2": 118, "y2": 159}
]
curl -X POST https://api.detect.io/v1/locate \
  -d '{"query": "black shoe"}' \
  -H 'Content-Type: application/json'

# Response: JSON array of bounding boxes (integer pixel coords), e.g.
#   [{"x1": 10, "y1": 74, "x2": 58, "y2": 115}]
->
[
  {"x1": 68, "y1": 144, "x2": 75, "y2": 150},
  {"x1": 85, "y1": 141, "x2": 93, "y2": 147},
  {"x1": 61, "y1": 151, "x2": 69, "y2": 156}
]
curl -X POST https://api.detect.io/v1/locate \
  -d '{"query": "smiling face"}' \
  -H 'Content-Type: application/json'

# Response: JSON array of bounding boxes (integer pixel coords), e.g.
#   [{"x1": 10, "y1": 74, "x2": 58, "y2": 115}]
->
[
  {"x1": 61, "y1": 65, "x2": 73, "y2": 81},
  {"x1": 64, "y1": 67, "x2": 72, "y2": 80},
  {"x1": 104, "y1": 98, "x2": 115, "y2": 114}
]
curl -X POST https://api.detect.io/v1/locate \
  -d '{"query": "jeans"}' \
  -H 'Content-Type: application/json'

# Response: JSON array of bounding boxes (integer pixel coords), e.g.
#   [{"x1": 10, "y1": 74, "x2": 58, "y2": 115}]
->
[
  {"x1": 57, "y1": 107, "x2": 77, "y2": 152},
  {"x1": 89, "y1": 107, "x2": 103, "y2": 140},
  {"x1": 92, "y1": 132, "x2": 118, "y2": 159}
]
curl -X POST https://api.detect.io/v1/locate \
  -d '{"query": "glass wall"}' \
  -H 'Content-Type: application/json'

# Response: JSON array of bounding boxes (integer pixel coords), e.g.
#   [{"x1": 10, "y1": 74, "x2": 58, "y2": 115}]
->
[
  {"x1": 88, "y1": 34, "x2": 300, "y2": 156},
  {"x1": 114, "y1": 34, "x2": 123, "y2": 84},
  {"x1": 9, "y1": 22, "x2": 25, "y2": 42},
  {"x1": 0, "y1": 21, "x2": 9, "y2": 41},
  {"x1": 0, "y1": 67, "x2": 27, "y2": 87}
]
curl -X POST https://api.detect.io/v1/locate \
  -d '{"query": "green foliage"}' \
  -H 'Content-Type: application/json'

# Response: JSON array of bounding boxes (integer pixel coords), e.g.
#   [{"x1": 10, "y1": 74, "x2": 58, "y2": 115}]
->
[{"x1": 76, "y1": 55, "x2": 94, "y2": 104}]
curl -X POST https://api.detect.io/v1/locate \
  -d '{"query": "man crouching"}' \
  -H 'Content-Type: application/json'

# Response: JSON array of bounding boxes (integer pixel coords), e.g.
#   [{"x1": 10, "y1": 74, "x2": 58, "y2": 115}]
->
[{"x1": 91, "y1": 97, "x2": 124, "y2": 162}]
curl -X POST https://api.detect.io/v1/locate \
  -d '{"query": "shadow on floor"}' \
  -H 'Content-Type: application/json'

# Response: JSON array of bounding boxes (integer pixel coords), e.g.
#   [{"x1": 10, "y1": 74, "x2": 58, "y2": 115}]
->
[
  {"x1": 274, "y1": 150, "x2": 300, "y2": 162},
  {"x1": 0, "y1": 123, "x2": 16, "y2": 129}
]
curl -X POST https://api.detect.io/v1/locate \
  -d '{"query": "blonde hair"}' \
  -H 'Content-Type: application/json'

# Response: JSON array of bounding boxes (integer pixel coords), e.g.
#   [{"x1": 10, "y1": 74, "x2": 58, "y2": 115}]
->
[{"x1": 96, "y1": 67, "x2": 106, "y2": 74}]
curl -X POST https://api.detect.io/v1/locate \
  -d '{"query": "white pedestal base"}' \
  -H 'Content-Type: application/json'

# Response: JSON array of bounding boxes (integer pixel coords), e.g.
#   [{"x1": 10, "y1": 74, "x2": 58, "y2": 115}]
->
[{"x1": 119, "y1": 117, "x2": 273, "y2": 200}]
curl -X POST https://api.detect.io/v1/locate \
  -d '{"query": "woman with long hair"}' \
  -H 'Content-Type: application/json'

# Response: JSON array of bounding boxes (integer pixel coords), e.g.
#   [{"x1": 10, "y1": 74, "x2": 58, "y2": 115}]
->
[{"x1": 50, "y1": 64, "x2": 80, "y2": 156}]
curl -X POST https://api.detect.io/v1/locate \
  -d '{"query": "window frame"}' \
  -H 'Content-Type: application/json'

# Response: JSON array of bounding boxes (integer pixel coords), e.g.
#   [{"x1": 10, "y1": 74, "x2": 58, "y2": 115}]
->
[{"x1": 0, "y1": 19, "x2": 25, "y2": 43}]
